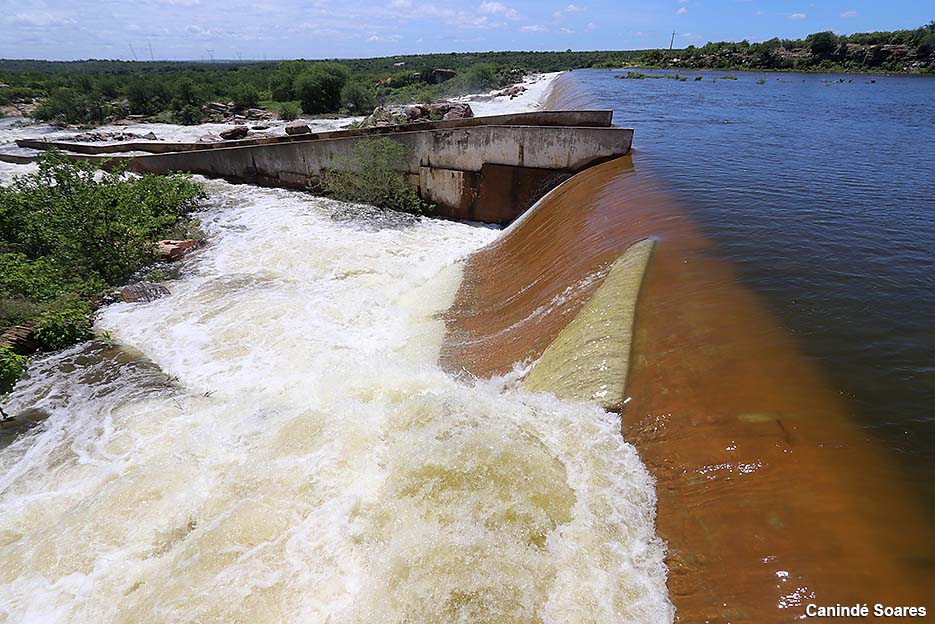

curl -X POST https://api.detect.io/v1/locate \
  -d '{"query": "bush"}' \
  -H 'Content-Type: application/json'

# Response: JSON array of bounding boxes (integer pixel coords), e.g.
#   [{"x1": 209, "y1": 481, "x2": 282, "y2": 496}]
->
[
  {"x1": 0, "y1": 346, "x2": 28, "y2": 413},
  {"x1": 295, "y1": 63, "x2": 350, "y2": 114},
  {"x1": 127, "y1": 79, "x2": 170, "y2": 116},
  {"x1": 33, "y1": 87, "x2": 111, "y2": 125},
  {"x1": 33, "y1": 296, "x2": 93, "y2": 350},
  {"x1": 340, "y1": 82, "x2": 376, "y2": 115},
  {"x1": 321, "y1": 137, "x2": 430, "y2": 214},
  {"x1": 278, "y1": 102, "x2": 300, "y2": 121},
  {"x1": 231, "y1": 83, "x2": 260, "y2": 110},
  {"x1": 0, "y1": 151, "x2": 205, "y2": 351}
]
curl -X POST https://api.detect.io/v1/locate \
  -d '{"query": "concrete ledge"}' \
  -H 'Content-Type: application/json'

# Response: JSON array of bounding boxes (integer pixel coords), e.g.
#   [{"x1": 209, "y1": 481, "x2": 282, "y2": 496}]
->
[
  {"x1": 15, "y1": 110, "x2": 615, "y2": 155},
  {"x1": 521, "y1": 238, "x2": 655, "y2": 410}
]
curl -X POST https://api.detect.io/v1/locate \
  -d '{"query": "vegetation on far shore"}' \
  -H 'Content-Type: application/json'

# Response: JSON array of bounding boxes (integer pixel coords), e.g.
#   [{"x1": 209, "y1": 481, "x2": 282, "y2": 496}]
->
[
  {"x1": 0, "y1": 152, "x2": 205, "y2": 408},
  {"x1": 1, "y1": 22, "x2": 931, "y2": 127},
  {"x1": 636, "y1": 22, "x2": 935, "y2": 74}
]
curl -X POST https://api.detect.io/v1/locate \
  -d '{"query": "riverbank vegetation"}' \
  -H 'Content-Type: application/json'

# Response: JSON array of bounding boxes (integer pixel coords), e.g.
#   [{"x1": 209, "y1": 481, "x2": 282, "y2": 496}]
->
[
  {"x1": 638, "y1": 22, "x2": 935, "y2": 74},
  {"x1": 0, "y1": 152, "x2": 204, "y2": 366}
]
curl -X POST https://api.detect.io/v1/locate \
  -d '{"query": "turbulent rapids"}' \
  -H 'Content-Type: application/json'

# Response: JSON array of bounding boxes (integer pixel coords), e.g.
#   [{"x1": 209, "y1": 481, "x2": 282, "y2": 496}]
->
[{"x1": 0, "y1": 178, "x2": 673, "y2": 622}]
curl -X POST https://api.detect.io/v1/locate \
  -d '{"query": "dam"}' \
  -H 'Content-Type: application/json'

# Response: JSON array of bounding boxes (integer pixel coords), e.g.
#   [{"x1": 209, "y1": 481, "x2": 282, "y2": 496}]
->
[{"x1": 1, "y1": 70, "x2": 933, "y2": 623}]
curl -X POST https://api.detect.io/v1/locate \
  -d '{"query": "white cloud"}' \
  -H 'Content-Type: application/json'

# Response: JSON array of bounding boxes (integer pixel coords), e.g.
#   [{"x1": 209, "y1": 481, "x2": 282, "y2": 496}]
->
[
  {"x1": 520, "y1": 24, "x2": 547, "y2": 32},
  {"x1": 755, "y1": 10, "x2": 765, "y2": 15},
  {"x1": 586, "y1": 21, "x2": 598, "y2": 31},
  {"x1": 552, "y1": 4, "x2": 585, "y2": 20},
  {"x1": 479, "y1": 1, "x2": 519, "y2": 19},
  {"x1": 788, "y1": 12, "x2": 807, "y2": 20},
  {"x1": 559, "y1": 27, "x2": 575, "y2": 34},
  {"x1": 840, "y1": 10, "x2": 858, "y2": 18},
  {"x1": 676, "y1": 7, "x2": 688, "y2": 15}
]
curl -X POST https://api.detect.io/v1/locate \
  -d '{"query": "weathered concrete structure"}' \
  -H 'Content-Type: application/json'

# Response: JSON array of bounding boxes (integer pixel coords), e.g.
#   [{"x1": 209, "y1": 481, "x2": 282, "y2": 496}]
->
[{"x1": 7, "y1": 110, "x2": 632, "y2": 224}]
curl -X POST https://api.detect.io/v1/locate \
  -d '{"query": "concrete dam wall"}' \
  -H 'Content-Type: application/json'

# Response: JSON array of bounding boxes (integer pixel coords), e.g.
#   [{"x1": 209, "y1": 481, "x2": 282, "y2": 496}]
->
[{"x1": 9, "y1": 110, "x2": 632, "y2": 225}]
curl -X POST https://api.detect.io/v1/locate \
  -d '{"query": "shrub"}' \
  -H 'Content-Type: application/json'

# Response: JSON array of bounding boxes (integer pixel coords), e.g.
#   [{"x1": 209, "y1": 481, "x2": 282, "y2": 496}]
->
[
  {"x1": 295, "y1": 63, "x2": 350, "y2": 114},
  {"x1": 0, "y1": 151, "x2": 205, "y2": 351},
  {"x1": 33, "y1": 296, "x2": 93, "y2": 350},
  {"x1": 340, "y1": 82, "x2": 376, "y2": 115},
  {"x1": 127, "y1": 79, "x2": 170, "y2": 116},
  {"x1": 231, "y1": 83, "x2": 260, "y2": 110},
  {"x1": 170, "y1": 77, "x2": 205, "y2": 111},
  {"x1": 279, "y1": 101, "x2": 300, "y2": 121},
  {"x1": 0, "y1": 346, "x2": 28, "y2": 414},
  {"x1": 320, "y1": 137, "x2": 429, "y2": 214},
  {"x1": 33, "y1": 87, "x2": 111, "y2": 125}
]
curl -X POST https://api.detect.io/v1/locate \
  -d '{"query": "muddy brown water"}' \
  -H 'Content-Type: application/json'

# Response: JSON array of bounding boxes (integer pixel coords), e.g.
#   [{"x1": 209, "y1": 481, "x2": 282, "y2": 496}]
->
[{"x1": 441, "y1": 155, "x2": 932, "y2": 621}]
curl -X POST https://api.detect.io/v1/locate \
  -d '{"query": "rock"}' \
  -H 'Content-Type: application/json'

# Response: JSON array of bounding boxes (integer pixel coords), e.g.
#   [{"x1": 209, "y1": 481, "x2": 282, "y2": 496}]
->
[
  {"x1": 285, "y1": 123, "x2": 311, "y2": 135},
  {"x1": 251, "y1": 124, "x2": 269, "y2": 130},
  {"x1": 142, "y1": 131, "x2": 158, "y2": 140},
  {"x1": 442, "y1": 103, "x2": 473, "y2": 120},
  {"x1": 120, "y1": 282, "x2": 170, "y2": 303},
  {"x1": 219, "y1": 126, "x2": 249, "y2": 140},
  {"x1": 157, "y1": 239, "x2": 201, "y2": 261},
  {"x1": 0, "y1": 324, "x2": 39, "y2": 355},
  {"x1": 428, "y1": 68, "x2": 457, "y2": 84}
]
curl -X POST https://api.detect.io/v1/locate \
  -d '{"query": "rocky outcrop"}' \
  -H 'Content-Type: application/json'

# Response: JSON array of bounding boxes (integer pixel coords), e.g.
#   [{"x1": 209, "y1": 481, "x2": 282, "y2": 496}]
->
[
  {"x1": 0, "y1": 324, "x2": 39, "y2": 356},
  {"x1": 219, "y1": 126, "x2": 249, "y2": 140},
  {"x1": 427, "y1": 68, "x2": 457, "y2": 84},
  {"x1": 157, "y1": 239, "x2": 201, "y2": 261},
  {"x1": 201, "y1": 102, "x2": 274, "y2": 123},
  {"x1": 69, "y1": 130, "x2": 158, "y2": 142},
  {"x1": 360, "y1": 102, "x2": 473, "y2": 127},
  {"x1": 120, "y1": 282, "x2": 170, "y2": 303}
]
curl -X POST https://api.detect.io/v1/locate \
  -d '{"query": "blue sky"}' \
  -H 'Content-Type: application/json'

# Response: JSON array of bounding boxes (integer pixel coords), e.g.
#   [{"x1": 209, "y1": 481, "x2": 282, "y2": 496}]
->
[{"x1": 0, "y1": 0, "x2": 930, "y2": 61}]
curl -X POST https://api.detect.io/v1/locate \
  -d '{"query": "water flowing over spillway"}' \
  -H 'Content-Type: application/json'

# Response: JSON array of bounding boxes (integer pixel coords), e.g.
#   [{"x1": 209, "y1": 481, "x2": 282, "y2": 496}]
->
[{"x1": 0, "y1": 178, "x2": 673, "y2": 622}]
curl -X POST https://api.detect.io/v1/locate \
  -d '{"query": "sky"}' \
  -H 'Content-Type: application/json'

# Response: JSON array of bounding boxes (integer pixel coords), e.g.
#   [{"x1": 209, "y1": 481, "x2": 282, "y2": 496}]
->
[{"x1": 0, "y1": 0, "x2": 930, "y2": 61}]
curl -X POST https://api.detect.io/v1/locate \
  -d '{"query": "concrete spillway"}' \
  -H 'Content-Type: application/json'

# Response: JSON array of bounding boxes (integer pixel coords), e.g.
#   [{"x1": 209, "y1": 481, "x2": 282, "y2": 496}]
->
[
  {"x1": 8, "y1": 110, "x2": 632, "y2": 225},
  {"x1": 441, "y1": 155, "x2": 932, "y2": 621}
]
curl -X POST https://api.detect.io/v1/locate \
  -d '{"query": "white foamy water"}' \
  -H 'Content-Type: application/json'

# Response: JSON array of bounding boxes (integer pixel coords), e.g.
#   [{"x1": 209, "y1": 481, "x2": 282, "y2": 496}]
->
[{"x1": 0, "y1": 174, "x2": 672, "y2": 622}]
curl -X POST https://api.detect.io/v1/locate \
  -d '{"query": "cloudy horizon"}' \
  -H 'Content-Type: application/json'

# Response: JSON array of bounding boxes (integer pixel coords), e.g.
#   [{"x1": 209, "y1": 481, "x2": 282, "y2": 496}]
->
[{"x1": 0, "y1": 0, "x2": 929, "y2": 61}]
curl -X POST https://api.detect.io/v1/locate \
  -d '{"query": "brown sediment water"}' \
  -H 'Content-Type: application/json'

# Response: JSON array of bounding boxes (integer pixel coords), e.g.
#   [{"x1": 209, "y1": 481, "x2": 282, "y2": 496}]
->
[{"x1": 441, "y1": 155, "x2": 932, "y2": 621}]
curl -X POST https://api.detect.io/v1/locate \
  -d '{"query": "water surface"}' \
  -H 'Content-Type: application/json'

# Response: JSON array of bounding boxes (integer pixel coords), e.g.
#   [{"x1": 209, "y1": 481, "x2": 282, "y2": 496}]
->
[{"x1": 556, "y1": 68, "x2": 935, "y2": 506}]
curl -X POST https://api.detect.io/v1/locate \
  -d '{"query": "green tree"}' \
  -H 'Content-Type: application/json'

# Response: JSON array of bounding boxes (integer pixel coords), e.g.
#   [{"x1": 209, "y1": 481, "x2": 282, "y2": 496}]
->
[
  {"x1": 808, "y1": 31, "x2": 838, "y2": 57},
  {"x1": 231, "y1": 83, "x2": 260, "y2": 110},
  {"x1": 295, "y1": 63, "x2": 350, "y2": 114},
  {"x1": 340, "y1": 82, "x2": 376, "y2": 114}
]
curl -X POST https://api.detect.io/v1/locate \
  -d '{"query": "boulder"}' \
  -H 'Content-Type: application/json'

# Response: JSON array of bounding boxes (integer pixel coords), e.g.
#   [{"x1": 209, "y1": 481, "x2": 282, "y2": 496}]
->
[
  {"x1": 0, "y1": 324, "x2": 39, "y2": 356},
  {"x1": 428, "y1": 68, "x2": 457, "y2": 84},
  {"x1": 157, "y1": 239, "x2": 201, "y2": 261},
  {"x1": 219, "y1": 126, "x2": 249, "y2": 140},
  {"x1": 285, "y1": 123, "x2": 311, "y2": 135},
  {"x1": 120, "y1": 282, "x2": 170, "y2": 303},
  {"x1": 442, "y1": 103, "x2": 473, "y2": 120}
]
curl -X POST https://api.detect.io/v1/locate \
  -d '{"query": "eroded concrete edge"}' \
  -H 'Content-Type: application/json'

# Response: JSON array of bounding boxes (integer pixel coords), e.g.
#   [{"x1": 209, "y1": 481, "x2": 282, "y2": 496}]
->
[{"x1": 522, "y1": 238, "x2": 655, "y2": 411}]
